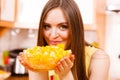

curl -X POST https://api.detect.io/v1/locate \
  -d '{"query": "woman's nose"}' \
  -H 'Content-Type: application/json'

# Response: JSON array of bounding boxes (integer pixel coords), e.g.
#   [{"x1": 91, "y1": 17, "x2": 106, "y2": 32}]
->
[{"x1": 50, "y1": 28, "x2": 59, "y2": 38}]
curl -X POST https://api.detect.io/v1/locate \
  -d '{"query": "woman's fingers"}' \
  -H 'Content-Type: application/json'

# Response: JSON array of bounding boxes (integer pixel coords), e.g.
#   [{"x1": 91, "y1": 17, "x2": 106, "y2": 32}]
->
[
  {"x1": 61, "y1": 58, "x2": 68, "y2": 69},
  {"x1": 69, "y1": 54, "x2": 75, "y2": 62},
  {"x1": 55, "y1": 54, "x2": 75, "y2": 76},
  {"x1": 57, "y1": 62, "x2": 64, "y2": 72},
  {"x1": 64, "y1": 57, "x2": 73, "y2": 68}
]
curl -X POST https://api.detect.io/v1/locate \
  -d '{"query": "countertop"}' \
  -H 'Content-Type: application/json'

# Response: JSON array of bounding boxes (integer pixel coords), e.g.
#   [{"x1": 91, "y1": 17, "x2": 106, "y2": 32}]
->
[{"x1": 6, "y1": 75, "x2": 28, "y2": 80}]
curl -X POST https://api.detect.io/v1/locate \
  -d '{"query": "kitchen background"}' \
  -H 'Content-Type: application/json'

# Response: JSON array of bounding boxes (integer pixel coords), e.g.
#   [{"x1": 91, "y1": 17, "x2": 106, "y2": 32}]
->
[
  {"x1": 0, "y1": 29, "x2": 97, "y2": 53},
  {"x1": 0, "y1": 0, "x2": 120, "y2": 80}
]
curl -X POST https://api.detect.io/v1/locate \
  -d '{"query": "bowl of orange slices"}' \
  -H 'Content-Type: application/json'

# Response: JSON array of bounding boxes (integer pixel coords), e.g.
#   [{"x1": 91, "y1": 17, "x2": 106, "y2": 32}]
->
[{"x1": 24, "y1": 44, "x2": 71, "y2": 71}]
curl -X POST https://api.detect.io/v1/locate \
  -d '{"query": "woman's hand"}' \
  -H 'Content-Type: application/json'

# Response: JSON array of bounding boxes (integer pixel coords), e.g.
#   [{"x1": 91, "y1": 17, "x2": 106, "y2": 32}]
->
[
  {"x1": 19, "y1": 52, "x2": 49, "y2": 80},
  {"x1": 54, "y1": 54, "x2": 75, "y2": 79},
  {"x1": 18, "y1": 51, "x2": 39, "y2": 72}
]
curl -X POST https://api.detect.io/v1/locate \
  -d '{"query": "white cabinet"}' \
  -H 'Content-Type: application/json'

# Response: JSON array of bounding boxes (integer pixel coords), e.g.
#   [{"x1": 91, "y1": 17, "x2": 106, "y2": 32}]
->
[
  {"x1": 0, "y1": 0, "x2": 96, "y2": 29},
  {"x1": 0, "y1": 0, "x2": 15, "y2": 21},
  {"x1": 16, "y1": 0, "x2": 47, "y2": 23},
  {"x1": 15, "y1": 0, "x2": 48, "y2": 28},
  {"x1": 0, "y1": 0, "x2": 48, "y2": 28},
  {"x1": 75, "y1": 0, "x2": 95, "y2": 24},
  {"x1": 16, "y1": 0, "x2": 95, "y2": 29},
  {"x1": 16, "y1": 0, "x2": 94, "y2": 25}
]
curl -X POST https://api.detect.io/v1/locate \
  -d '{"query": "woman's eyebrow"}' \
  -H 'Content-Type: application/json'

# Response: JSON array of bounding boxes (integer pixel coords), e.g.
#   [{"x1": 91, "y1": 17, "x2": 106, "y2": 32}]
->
[
  {"x1": 43, "y1": 22, "x2": 50, "y2": 25},
  {"x1": 44, "y1": 21, "x2": 68, "y2": 26},
  {"x1": 58, "y1": 22, "x2": 68, "y2": 25}
]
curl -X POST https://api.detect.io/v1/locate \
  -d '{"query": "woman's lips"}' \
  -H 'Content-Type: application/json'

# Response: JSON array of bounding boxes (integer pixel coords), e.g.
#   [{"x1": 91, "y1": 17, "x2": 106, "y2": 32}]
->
[{"x1": 50, "y1": 41, "x2": 61, "y2": 45}]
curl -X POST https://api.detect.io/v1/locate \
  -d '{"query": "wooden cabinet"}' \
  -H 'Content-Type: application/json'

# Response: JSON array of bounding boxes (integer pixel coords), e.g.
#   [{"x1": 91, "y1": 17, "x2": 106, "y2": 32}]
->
[
  {"x1": 94, "y1": 0, "x2": 106, "y2": 49},
  {"x1": 75, "y1": 0, "x2": 96, "y2": 31},
  {"x1": 0, "y1": 0, "x2": 16, "y2": 28},
  {"x1": 0, "y1": 0, "x2": 16, "y2": 22},
  {"x1": 14, "y1": 0, "x2": 48, "y2": 29},
  {"x1": 0, "y1": 0, "x2": 96, "y2": 30},
  {"x1": 0, "y1": 0, "x2": 48, "y2": 28},
  {"x1": 76, "y1": 0, "x2": 106, "y2": 49}
]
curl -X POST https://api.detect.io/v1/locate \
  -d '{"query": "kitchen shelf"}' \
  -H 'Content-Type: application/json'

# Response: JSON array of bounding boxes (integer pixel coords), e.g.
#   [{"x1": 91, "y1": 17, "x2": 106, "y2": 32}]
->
[{"x1": 0, "y1": 21, "x2": 38, "y2": 29}]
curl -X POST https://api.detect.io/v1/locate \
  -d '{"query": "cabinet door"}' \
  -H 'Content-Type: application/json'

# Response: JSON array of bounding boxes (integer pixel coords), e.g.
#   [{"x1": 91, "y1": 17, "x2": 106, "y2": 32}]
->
[
  {"x1": 16, "y1": 0, "x2": 95, "y2": 29},
  {"x1": 0, "y1": 0, "x2": 96, "y2": 29},
  {"x1": 75, "y1": 0, "x2": 96, "y2": 30},
  {"x1": 0, "y1": 0, "x2": 15, "y2": 21},
  {"x1": 75, "y1": 0, "x2": 94, "y2": 24},
  {"x1": 15, "y1": 0, "x2": 48, "y2": 28}
]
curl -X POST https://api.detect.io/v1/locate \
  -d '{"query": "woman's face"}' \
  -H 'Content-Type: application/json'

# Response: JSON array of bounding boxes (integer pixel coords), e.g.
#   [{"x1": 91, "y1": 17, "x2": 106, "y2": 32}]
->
[{"x1": 43, "y1": 8, "x2": 70, "y2": 47}]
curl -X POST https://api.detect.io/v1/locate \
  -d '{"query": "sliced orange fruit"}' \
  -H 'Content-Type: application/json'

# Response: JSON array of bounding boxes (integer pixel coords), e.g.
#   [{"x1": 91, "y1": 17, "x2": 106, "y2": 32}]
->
[{"x1": 25, "y1": 44, "x2": 71, "y2": 71}]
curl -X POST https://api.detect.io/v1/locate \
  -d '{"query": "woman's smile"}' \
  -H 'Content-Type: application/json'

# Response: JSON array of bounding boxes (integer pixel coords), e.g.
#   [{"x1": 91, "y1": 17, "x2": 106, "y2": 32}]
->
[{"x1": 50, "y1": 40, "x2": 62, "y2": 45}]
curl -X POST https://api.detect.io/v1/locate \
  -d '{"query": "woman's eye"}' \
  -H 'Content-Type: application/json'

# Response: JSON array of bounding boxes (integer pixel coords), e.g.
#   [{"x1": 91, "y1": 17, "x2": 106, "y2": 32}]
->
[
  {"x1": 43, "y1": 24, "x2": 51, "y2": 30},
  {"x1": 59, "y1": 25, "x2": 68, "y2": 31}
]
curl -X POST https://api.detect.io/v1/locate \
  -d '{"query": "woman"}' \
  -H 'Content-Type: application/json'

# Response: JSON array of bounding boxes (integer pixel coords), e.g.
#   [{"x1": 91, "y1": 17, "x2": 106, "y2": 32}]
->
[{"x1": 19, "y1": 0, "x2": 110, "y2": 80}]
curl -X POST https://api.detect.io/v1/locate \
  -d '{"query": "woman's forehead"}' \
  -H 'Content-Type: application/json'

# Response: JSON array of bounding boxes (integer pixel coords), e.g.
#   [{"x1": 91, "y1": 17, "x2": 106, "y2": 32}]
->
[{"x1": 44, "y1": 8, "x2": 67, "y2": 24}]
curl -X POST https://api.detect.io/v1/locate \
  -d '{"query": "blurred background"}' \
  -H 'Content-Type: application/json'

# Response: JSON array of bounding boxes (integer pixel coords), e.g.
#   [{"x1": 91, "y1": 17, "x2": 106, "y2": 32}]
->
[{"x1": 0, "y1": 0, "x2": 120, "y2": 80}]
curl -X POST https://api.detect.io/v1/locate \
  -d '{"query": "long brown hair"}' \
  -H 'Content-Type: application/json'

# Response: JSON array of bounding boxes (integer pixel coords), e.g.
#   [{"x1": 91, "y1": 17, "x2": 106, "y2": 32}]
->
[{"x1": 37, "y1": 0, "x2": 87, "y2": 80}]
